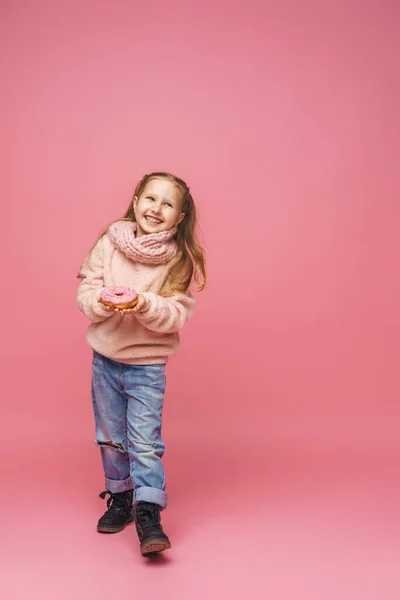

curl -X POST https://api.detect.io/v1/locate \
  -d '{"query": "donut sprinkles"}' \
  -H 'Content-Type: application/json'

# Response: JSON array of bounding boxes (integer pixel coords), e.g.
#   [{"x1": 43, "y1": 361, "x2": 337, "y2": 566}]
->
[{"x1": 100, "y1": 286, "x2": 138, "y2": 309}]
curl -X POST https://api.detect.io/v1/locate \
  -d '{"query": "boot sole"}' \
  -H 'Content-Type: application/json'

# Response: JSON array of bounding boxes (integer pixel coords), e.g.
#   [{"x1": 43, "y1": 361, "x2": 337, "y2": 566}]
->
[
  {"x1": 140, "y1": 538, "x2": 171, "y2": 556},
  {"x1": 97, "y1": 515, "x2": 134, "y2": 534}
]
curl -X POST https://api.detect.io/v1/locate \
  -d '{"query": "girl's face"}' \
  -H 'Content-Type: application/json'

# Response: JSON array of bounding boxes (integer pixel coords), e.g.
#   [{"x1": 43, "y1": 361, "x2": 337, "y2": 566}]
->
[{"x1": 133, "y1": 179, "x2": 185, "y2": 237}]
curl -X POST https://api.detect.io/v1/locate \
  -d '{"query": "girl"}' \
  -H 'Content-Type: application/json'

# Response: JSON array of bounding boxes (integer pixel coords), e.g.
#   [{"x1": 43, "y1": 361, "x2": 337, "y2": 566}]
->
[{"x1": 77, "y1": 172, "x2": 206, "y2": 556}]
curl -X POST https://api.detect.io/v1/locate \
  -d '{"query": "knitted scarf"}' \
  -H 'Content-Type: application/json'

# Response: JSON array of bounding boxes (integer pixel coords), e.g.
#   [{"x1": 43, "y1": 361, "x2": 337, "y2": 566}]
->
[{"x1": 107, "y1": 220, "x2": 178, "y2": 265}]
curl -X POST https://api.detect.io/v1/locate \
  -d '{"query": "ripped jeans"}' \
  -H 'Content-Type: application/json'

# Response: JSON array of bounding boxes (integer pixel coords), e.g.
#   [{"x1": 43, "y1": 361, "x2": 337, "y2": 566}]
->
[{"x1": 91, "y1": 351, "x2": 168, "y2": 509}]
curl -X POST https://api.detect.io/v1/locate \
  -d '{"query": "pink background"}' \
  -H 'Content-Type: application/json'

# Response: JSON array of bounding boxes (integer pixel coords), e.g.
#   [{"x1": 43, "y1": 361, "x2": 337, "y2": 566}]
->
[{"x1": 2, "y1": 0, "x2": 399, "y2": 598}]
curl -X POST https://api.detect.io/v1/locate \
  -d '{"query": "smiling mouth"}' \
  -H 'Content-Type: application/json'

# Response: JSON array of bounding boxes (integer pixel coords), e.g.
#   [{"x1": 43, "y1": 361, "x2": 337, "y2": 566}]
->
[{"x1": 145, "y1": 216, "x2": 163, "y2": 225}]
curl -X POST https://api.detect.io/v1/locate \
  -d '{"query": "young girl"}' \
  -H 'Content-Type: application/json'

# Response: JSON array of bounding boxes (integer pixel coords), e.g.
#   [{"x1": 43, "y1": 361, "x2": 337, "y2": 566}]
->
[{"x1": 77, "y1": 172, "x2": 206, "y2": 556}]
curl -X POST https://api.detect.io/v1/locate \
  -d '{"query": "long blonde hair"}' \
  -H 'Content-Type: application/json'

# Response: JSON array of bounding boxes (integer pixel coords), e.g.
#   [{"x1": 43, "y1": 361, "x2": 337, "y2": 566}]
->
[{"x1": 78, "y1": 172, "x2": 207, "y2": 296}]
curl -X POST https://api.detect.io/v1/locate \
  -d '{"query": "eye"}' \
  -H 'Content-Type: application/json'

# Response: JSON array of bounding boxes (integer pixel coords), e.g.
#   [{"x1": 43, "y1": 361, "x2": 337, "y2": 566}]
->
[
  {"x1": 165, "y1": 202, "x2": 173, "y2": 208},
  {"x1": 146, "y1": 196, "x2": 155, "y2": 201}
]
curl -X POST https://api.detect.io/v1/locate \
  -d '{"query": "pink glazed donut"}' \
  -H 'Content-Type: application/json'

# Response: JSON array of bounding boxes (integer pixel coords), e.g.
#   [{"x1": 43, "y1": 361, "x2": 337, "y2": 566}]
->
[{"x1": 100, "y1": 286, "x2": 138, "y2": 309}]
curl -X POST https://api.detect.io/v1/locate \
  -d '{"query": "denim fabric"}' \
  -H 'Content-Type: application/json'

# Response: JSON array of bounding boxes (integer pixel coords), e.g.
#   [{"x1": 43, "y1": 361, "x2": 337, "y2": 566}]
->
[{"x1": 91, "y1": 351, "x2": 168, "y2": 509}]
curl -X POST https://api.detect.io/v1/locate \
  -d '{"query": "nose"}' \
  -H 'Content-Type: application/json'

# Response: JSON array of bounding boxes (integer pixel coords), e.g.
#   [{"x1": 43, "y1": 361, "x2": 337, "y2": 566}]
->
[{"x1": 151, "y1": 203, "x2": 161, "y2": 214}]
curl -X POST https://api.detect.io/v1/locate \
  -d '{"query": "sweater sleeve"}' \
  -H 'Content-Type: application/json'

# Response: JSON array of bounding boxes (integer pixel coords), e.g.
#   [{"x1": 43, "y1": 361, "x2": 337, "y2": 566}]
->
[
  {"x1": 134, "y1": 291, "x2": 196, "y2": 334},
  {"x1": 76, "y1": 237, "x2": 113, "y2": 323}
]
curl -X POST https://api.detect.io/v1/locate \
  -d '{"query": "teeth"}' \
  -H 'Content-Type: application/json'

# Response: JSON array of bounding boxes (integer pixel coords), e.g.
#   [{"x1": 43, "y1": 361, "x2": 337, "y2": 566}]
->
[{"x1": 145, "y1": 216, "x2": 162, "y2": 224}]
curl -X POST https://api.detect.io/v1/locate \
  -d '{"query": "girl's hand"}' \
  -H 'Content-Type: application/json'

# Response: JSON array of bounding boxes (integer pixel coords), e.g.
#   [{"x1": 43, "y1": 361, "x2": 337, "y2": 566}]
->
[{"x1": 119, "y1": 295, "x2": 148, "y2": 314}]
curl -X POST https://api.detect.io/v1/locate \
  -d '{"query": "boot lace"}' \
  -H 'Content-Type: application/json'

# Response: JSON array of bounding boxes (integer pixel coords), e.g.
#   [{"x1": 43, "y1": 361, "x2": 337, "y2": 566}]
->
[
  {"x1": 99, "y1": 490, "x2": 129, "y2": 512},
  {"x1": 136, "y1": 502, "x2": 160, "y2": 526}
]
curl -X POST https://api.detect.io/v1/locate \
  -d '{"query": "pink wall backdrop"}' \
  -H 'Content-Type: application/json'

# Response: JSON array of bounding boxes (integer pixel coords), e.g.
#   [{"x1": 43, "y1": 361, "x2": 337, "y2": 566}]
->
[{"x1": 2, "y1": 0, "x2": 399, "y2": 598}]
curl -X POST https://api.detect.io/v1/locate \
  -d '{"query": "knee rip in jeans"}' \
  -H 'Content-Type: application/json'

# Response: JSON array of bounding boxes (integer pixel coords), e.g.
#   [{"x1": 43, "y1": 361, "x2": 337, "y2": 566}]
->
[{"x1": 96, "y1": 440, "x2": 126, "y2": 452}]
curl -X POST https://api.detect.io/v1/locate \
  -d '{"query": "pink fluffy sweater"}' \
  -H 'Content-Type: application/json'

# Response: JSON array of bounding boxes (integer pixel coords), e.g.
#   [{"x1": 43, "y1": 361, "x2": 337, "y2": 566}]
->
[{"x1": 77, "y1": 224, "x2": 195, "y2": 364}]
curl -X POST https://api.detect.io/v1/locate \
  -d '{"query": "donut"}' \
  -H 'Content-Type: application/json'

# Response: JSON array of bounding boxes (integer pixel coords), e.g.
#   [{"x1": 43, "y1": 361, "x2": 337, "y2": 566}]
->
[{"x1": 100, "y1": 286, "x2": 138, "y2": 309}]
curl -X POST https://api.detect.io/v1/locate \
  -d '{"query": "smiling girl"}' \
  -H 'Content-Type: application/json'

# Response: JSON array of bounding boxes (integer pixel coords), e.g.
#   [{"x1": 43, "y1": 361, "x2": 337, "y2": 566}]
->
[{"x1": 77, "y1": 172, "x2": 206, "y2": 556}]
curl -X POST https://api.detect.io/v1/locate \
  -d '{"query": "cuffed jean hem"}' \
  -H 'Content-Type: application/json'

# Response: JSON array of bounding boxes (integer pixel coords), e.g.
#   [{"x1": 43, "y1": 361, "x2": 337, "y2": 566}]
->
[
  {"x1": 105, "y1": 476, "x2": 133, "y2": 493},
  {"x1": 134, "y1": 486, "x2": 168, "y2": 510}
]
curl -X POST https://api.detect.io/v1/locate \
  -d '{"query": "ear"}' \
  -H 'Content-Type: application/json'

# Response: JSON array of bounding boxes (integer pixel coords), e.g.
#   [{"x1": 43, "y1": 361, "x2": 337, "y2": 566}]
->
[
  {"x1": 176, "y1": 213, "x2": 185, "y2": 226},
  {"x1": 133, "y1": 196, "x2": 138, "y2": 210}
]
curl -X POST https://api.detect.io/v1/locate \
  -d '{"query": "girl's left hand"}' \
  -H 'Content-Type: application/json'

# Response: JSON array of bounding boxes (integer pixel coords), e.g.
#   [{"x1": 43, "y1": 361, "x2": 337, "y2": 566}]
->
[{"x1": 119, "y1": 294, "x2": 148, "y2": 314}]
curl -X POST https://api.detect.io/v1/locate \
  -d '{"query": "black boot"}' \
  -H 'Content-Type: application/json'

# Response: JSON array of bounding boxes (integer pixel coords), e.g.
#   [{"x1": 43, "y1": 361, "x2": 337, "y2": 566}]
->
[
  {"x1": 134, "y1": 501, "x2": 171, "y2": 555},
  {"x1": 97, "y1": 490, "x2": 134, "y2": 533}
]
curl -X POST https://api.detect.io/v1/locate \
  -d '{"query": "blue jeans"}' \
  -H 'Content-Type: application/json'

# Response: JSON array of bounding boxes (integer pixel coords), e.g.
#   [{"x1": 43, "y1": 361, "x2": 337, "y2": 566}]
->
[{"x1": 91, "y1": 351, "x2": 168, "y2": 509}]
